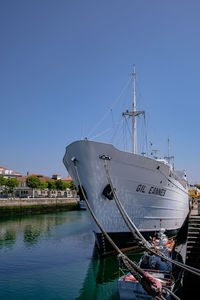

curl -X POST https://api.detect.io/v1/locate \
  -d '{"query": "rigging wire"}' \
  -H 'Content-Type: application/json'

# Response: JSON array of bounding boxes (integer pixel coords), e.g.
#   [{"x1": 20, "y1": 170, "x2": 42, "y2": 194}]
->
[
  {"x1": 87, "y1": 71, "x2": 148, "y2": 155},
  {"x1": 122, "y1": 118, "x2": 126, "y2": 151},
  {"x1": 110, "y1": 116, "x2": 123, "y2": 145},
  {"x1": 90, "y1": 122, "x2": 120, "y2": 140},
  {"x1": 144, "y1": 113, "x2": 149, "y2": 156},
  {"x1": 139, "y1": 114, "x2": 147, "y2": 155},
  {"x1": 124, "y1": 116, "x2": 132, "y2": 141},
  {"x1": 123, "y1": 116, "x2": 132, "y2": 151},
  {"x1": 110, "y1": 108, "x2": 115, "y2": 127},
  {"x1": 122, "y1": 112, "x2": 148, "y2": 155},
  {"x1": 87, "y1": 75, "x2": 132, "y2": 139}
]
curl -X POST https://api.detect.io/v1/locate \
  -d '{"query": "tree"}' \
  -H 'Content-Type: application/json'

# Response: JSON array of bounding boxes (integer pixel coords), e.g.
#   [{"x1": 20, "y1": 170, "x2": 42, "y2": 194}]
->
[
  {"x1": 46, "y1": 180, "x2": 56, "y2": 191},
  {"x1": 5, "y1": 178, "x2": 19, "y2": 196},
  {"x1": 0, "y1": 175, "x2": 7, "y2": 196},
  {"x1": 39, "y1": 181, "x2": 48, "y2": 189},
  {"x1": 26, "y1": 176, "x2": 41, "y2": 197},
  {"x1": 66, "y1": 181, "x2": 76, "y2": 190},
  {"x1": 26, "y1": 176, "x2": 41, "y2": 189},
  {"x1": 55, "y1": 179, "x2": 67, "y2": 191},
  {"x1": 46, "y1": 180, "x2": 56, "y2": 197},
  {"x1": 0, "y1": 175, "x2": 6, "y2": 187}
]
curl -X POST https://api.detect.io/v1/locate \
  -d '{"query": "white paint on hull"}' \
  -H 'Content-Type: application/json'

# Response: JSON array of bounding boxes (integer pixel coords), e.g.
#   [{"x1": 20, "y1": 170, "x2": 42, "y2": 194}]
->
[{"x1": 63, "y1": 140, "x2": 189, "y2": 234}]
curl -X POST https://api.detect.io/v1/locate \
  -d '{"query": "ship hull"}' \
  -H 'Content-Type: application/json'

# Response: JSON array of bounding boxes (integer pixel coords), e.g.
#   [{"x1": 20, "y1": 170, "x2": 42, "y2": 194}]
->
[
  {"x1": 95, "y1": 229, "x2": 180, "y2": 255},
  {"x1": 63, "y1": 140, "x2": 189, "y2": 255}
]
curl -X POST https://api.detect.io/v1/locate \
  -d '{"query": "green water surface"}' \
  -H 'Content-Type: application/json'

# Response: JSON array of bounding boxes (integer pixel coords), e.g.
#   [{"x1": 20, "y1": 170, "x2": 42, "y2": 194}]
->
[{"x1": 0, "y1": 211, "x2": 128, "y2": 300}]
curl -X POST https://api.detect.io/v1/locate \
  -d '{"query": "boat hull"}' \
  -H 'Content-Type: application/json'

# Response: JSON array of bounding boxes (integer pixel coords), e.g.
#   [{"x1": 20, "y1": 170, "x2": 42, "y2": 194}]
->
[
  {"x1": 63, "y1": 140, "x2": 189, "y2": 254},
  {"x1": 95, "y1": 229, "x2": 179, "y2": 255}
]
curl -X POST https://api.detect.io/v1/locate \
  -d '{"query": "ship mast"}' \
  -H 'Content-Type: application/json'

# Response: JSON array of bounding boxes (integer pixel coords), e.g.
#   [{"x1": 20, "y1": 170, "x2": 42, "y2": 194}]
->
[
  {"x1": 132, "y1": 65, "x2": 137, "y2": 154},
  {"x1": 164, "y1": 138, "x2": 174, "y2": 167},
  {"x1": 122, "y1": 65, "x2": 145, "y2": 154}
]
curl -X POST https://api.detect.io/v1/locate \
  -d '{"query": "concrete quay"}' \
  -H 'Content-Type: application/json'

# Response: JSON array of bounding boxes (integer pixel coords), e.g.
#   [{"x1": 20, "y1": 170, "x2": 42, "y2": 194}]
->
[
  {"x1": 179, "y1": 201, "x2": 200, "y2": 299},
  {"x1": 0, "y1": 197, "x2": 79, "y2": 216}
]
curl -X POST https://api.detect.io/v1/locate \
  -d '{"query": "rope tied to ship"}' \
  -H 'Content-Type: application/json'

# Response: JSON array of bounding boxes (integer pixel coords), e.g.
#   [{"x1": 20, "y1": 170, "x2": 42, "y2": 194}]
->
[
  {"x1": 118, "y1": 254, "x2": 166, "y2": 300},
  {"x1": 101, "y1": 156, "x2": 200, "y2": 278},
  {"x1": 102, "y1": 157, "x2": 151, "y2": 249},
  {"x1": 71, "y1": 157, "x2": 171, "y2": 300}
]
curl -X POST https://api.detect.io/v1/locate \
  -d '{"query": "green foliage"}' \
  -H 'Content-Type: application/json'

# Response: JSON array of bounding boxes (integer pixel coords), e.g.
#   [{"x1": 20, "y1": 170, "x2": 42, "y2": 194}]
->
[
  {"x1": 26, "y1": 176, "x2": 41, "y2": 189},
  {"x1": 55, "y1": 180, "x2": 67, "y2": 191},
  {"x1": 39, "y1": 181, "x2": 48, "y2": 189},
  {"x1": 5, "y1": 178, "x2": 19, "y2": 195},
  {"x1": 46, "y1": 180, "x2": 56, "y2": 190},
  {"x1": 6, "y1": 178, "x2": 19, "y2": 188},
  {"x1": 0, "y1": 175, "x2": 6, "y2": 186},
  {"x1": 66, "y1": 181, "x2": 76, "y2": 190}
]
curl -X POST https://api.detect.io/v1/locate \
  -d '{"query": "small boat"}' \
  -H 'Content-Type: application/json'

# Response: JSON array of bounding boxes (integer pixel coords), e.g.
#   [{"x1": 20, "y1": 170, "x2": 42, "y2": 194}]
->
[
  {"x1": 118, "y1": 229, "x2": 183, "y2": 300},
  {"x1": 78, "y1": 200, "x2": 87, "y2": 210}
]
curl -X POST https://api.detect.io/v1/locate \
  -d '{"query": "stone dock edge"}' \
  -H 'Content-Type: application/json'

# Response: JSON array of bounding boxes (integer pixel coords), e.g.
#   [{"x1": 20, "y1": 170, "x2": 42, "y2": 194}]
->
[{"x1": 0, "y1": 198, "x2": 79, "y2": 216}]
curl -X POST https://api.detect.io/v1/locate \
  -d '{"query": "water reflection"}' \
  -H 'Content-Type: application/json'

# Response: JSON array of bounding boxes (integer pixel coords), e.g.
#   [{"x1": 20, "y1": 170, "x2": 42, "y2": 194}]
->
[
  {"x1": 77, "y1": 222, "x2": 189, "y2": 300},
  {"x1": 76, "y1": 247, "x2": 143, "y2": 300},
  {"x1": 0, "y1": 211, "x2": 190, "y2": 300},
  {"x1": 0, "y1": 229, "x2": 16, "y2": 249},
  {"x1": 76, "y1": 248, "x2": 120, "y2": 300},
  {"x1": 24, "y1": 225, "x2": 41, "y2": 246},
  {"x1": 0, "y1": 212, "x2": 84, "y2": 249}
]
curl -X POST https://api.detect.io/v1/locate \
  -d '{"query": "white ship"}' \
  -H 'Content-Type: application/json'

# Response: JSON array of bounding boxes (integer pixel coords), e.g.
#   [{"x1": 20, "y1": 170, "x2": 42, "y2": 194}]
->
[{"x1": 63, "y1": 66, "x2": 189, "y2": 255}]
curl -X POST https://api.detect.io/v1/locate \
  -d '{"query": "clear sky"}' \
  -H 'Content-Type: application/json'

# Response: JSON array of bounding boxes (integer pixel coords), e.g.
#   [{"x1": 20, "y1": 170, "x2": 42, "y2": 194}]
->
[{"x1": 1, "y1": 0, "x2": 200, "y2": 183}]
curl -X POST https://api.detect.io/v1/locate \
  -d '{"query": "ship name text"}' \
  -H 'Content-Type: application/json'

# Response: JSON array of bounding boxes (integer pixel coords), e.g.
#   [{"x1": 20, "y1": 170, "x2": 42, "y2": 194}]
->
[{"x1": 136, "y1": 184, "x2": 166, "y2": 197}]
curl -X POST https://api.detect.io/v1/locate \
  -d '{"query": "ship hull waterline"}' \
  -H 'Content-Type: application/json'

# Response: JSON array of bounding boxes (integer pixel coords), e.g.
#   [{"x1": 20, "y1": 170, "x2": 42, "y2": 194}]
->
[{"x1": 63, "y1": 140, "x2": 189, "y2": 255}]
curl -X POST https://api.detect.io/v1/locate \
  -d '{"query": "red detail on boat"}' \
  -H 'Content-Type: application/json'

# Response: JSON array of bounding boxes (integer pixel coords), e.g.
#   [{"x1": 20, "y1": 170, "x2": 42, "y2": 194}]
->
[{"x1": 124, "y1": 275, "x2": 137, "y2": 282}]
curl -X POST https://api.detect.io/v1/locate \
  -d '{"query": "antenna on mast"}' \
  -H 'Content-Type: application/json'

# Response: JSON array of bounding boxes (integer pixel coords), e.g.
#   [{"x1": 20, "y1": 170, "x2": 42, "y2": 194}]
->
[{"x1": 122, "y1": 65, "x2": 145, "y2": 154}]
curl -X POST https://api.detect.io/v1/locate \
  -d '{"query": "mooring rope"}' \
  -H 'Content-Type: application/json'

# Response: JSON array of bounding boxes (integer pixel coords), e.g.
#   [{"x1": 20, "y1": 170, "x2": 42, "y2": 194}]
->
[
  {"x1": 102, "y1": 157, "x2": 200, "y2": 278},
  {"x1": 162, "y1": 287, "x2": 181, "y2": 300},
  {"x1": 72, "y1": 158, "x2": 144, "y2": 276},
  {"x1": 102, "y1": 156, "x2": 151, "y2": 249},
  {"x1": 71, "y1": 157, "x2": 171, "y2": 299}
]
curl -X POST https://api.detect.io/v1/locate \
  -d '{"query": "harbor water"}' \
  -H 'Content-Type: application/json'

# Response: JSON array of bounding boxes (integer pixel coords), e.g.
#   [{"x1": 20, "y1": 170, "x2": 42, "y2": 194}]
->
[{"x1": 0, "y1": 210, "x2": 135, "y2": 300}]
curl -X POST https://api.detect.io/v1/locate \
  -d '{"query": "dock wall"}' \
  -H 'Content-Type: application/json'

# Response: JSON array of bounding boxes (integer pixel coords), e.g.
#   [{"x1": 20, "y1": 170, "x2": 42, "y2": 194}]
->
[{"x1": 0, "y1": 198, "x2": 79, "y2": 216}]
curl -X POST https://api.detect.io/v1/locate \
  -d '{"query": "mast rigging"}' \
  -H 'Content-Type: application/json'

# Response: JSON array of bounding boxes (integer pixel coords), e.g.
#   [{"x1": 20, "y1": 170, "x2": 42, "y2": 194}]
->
[{"x1": 122, "y1": 65, "x2": 145, "y2": 154}]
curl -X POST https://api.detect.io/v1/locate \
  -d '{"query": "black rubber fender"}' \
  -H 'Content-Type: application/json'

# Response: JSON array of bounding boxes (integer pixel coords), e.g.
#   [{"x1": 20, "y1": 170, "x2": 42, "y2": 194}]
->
[{"x1": 102, "y1": 184, "x2": 113, "y2": 200}]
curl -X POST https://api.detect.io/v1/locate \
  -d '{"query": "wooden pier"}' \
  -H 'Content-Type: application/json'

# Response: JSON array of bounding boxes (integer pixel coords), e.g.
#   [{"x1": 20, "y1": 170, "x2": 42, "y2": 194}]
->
[{"x1": 179, "y1": 201, "x2": 200, "y2": 298}]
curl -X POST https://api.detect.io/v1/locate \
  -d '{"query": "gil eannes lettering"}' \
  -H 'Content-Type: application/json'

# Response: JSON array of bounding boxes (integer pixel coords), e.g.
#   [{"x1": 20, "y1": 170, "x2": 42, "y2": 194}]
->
[{"x1": 136, "y1": 184, "x2": 166, "y2": 197}]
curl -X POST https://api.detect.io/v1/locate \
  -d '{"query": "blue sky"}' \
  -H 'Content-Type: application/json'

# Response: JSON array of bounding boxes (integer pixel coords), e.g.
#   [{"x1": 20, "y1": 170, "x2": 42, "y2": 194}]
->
[{"x1": 1, "y1": 0, "x2": 200, "y2": 183}]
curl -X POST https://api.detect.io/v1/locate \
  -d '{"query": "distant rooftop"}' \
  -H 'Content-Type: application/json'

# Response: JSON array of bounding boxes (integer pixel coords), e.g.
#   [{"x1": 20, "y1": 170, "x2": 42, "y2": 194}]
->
[
  {"x1": 62, "y1": 176, "x2": 72, "y2": 181},
  {"x1": 18, "y1": 174, "x2": 52, "y2": 182},
  {"x1": 18, "y1": 174, "x2": 72, "y2": 182},
  {"x1": 0, "y1": 166, "x2": 21, "y2": 177},
  {"x1": 0, "y1": 166, "x2": 7, "y2": 170}
]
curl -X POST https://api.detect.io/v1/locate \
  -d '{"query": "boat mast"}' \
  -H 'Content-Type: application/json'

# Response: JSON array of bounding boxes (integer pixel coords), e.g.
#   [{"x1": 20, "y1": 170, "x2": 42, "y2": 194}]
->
[{"x1": 122, "y1": 65, "x2": 145, "y2": 154}]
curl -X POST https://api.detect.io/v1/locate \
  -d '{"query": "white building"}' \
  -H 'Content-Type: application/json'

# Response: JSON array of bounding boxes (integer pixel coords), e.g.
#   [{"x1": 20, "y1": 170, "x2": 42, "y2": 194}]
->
[{"x1": 0, "y1": 166, "x2": 22, "y2": 178}]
